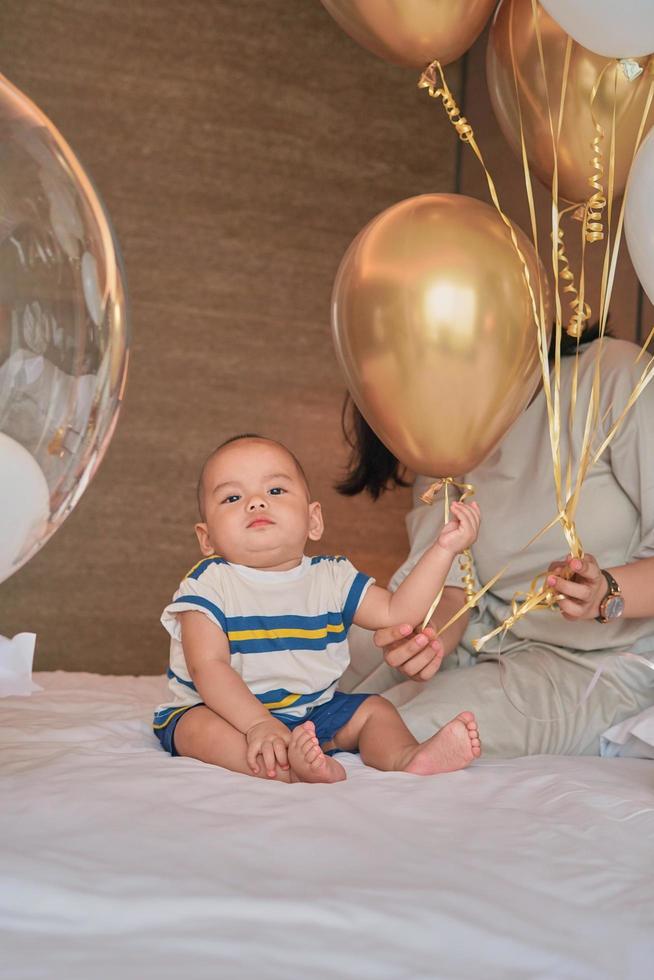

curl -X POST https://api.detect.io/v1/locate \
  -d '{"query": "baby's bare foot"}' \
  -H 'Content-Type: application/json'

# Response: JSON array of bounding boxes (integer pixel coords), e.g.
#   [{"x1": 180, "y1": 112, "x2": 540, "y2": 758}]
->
[
  {"x1": 403, "y1": 711, "x2": 481, "y2": 775},
  {"x1": 288, "y1": 721, "x2": 346, "y2": 784}
]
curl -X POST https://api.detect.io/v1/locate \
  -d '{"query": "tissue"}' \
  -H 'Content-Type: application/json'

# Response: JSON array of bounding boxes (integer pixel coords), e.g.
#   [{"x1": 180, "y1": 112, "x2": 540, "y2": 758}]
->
[{"x1": 0, "y1": 633, "x2": 42, "y2": 696}]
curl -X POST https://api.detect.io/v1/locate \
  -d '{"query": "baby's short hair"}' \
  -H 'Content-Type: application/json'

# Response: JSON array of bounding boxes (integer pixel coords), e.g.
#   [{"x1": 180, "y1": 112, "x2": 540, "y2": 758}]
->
[{"x1": 196, "y1": 433, "x2": 310, "y2": 520}]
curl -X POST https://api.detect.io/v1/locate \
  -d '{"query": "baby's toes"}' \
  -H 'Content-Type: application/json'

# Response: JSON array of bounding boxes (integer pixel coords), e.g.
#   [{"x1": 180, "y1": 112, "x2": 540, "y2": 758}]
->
[
  {"x1": 293, "y1": 723, "x2": 318, "y2": 749},
  {"x1": 303, "y1": 735, "x2": 321, "y2": 757},
  {"x1": 304, "y1": 743, "x2": 324, "y2": 766},
  {"x1": 295, "y1": 730, "x2": 316, "y2": 751}
]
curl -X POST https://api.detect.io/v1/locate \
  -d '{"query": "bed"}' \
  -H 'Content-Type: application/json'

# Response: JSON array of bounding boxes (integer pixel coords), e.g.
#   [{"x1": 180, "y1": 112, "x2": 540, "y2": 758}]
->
[{"x1": 1, "y1": 671, "x2": 653, "y2": 979}]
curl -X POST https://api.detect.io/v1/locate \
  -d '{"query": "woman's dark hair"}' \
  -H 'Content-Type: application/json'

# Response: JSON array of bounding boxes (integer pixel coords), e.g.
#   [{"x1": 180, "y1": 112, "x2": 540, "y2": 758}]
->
[{"x1": 336, "y1": 320, "x2": 609, "y2": 499}]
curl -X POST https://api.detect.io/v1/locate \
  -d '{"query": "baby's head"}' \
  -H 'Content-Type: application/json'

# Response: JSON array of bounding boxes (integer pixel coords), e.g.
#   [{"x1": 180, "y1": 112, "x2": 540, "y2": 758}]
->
[{"x1": 195, "y1": 435, "x2": 324, "y2": 570}]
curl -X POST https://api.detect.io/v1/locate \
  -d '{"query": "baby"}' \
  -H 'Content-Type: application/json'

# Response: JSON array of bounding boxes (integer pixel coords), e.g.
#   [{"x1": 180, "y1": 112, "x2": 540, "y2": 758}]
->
[{"x1": 154, "y1": 434, "x2": 482, "y2": 783}]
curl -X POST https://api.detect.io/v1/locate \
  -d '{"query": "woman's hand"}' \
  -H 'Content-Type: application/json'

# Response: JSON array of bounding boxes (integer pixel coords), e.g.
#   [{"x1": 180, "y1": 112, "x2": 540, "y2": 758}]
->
[
  {"x1": 373, "y1": 623, "x2": 445, "y2": 680},
  {"x1": 547, "y1": 553, "x2": 607, "y2": 621}
]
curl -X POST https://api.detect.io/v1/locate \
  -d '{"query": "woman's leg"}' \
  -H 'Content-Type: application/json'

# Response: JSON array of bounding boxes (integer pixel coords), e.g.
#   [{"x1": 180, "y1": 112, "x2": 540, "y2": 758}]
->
[
  {"x1": 173, "y1": 705, "x2": 293, "y2": 782},
  {"x1": 395, "y1": 644, "x2": 654, "y2": 757}
]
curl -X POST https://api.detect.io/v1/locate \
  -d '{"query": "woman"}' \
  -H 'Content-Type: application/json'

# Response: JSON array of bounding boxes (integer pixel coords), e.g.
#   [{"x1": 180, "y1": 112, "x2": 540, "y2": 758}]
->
[{"x1": 338, "y1": 328, "x2": 654, "y2": 756}]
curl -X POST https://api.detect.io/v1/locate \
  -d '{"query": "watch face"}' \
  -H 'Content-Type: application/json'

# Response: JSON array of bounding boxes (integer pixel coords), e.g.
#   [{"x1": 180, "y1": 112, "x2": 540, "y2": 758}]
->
[{"x1": 604, "y1": 596, "x2": 625, "y2": 620}]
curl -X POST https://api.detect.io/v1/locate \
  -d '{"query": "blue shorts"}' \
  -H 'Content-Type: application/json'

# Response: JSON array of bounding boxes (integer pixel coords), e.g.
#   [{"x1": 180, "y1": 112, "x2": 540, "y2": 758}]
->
[{"x1": 153, "y1": 691, "x2": 372, "y2": 757}]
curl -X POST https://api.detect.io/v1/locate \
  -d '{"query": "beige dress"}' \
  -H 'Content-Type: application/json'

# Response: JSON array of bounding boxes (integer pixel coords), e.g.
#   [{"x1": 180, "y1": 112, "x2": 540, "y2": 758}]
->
[{"x1": 343, "y1": 338, "x2": 654, "y2": 755}]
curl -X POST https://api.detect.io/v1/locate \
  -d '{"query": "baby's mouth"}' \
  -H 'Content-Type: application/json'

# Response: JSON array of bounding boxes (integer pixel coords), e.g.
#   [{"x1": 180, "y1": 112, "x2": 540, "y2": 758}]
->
[{"x1": 247, "y1": 517, "x2": 274, "y2": 529}]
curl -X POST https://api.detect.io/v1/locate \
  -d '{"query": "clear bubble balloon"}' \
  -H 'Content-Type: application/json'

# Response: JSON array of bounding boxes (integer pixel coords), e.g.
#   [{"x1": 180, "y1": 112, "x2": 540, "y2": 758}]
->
[{"x1": 0, "y1": 73, "x2": 129, "y2": 585}]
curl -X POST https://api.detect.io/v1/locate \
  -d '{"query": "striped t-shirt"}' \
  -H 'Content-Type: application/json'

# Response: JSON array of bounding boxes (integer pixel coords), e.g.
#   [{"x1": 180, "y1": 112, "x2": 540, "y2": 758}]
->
[{"x1": 154, "y1": 554, "x2": 374, "y2": 730}]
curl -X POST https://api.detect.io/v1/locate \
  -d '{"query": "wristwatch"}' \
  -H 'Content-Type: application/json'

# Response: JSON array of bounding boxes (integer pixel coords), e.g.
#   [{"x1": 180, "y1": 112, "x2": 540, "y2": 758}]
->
[{"x1": 595, "y1": 569, "x2": 624, "y2": 623}]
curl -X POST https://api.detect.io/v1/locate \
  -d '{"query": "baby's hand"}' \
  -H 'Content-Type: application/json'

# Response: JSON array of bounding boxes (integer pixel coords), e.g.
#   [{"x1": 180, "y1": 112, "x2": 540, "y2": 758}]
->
[
  {"x1": 436, "y1": 501, "x2": 481, "y2": 556},
  {"x1": 246, "y1": 717, "x2": 292, "y2": 778}
]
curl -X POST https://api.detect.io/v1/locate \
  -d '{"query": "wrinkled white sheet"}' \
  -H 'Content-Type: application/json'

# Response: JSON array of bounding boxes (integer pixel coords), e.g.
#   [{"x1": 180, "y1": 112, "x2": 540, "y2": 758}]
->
[
  {"x1": 1, "y1": 672, "x2": 653, "y2": 980},
  {"x1": 602, "y1": 705, "x2": 654, "y2": 759}
]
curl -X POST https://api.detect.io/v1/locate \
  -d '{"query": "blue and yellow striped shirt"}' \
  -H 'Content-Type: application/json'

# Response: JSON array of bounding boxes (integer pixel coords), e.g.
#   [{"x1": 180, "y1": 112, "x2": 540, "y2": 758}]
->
[{"x1": 154, "y1": 554, "x2": 373, "y2": 729}]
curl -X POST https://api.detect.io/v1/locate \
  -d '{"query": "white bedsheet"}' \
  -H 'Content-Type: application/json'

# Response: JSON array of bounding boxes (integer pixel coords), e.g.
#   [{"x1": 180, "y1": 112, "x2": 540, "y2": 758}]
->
[{"x1": 1, "y1": 672, "x2": 653, "y2": 980}]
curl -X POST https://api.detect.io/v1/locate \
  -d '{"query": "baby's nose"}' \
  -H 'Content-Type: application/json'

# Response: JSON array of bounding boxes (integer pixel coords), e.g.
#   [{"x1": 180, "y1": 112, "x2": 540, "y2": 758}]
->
[{"x1": 247, "y1": 496, "x2": 267, "y2": 511}]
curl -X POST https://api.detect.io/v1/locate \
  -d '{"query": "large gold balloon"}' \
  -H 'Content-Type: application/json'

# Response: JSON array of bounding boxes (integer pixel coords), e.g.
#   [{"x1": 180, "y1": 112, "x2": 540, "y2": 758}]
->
[
  {"x1": 487, "y1": 0, "x2": 654, "y2": 203},
  {"x1": 320, "y1": 0, "x2": 496, "y2": 69},
  {"x1": 332, "y1": 194, "x2": 551, "y2": 477}
]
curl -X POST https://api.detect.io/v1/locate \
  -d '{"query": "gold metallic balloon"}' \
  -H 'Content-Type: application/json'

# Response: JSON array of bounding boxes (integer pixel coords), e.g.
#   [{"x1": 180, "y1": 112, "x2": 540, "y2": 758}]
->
[
  {"x1": 320, "y1": 0, "x2": 497, "y2": 69},
  {"x1": 487, "y1": 0, "x2": 654, "y2": 203},
  {"x1": 332, "y1": 194, "x2": 551, "y2": 477}
]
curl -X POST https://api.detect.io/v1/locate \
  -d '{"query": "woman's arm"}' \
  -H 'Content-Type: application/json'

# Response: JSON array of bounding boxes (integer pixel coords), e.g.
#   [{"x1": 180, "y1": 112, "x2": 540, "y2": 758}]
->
[{"x1": 428, "y1": 584, "x2": 470, "y2": 651}]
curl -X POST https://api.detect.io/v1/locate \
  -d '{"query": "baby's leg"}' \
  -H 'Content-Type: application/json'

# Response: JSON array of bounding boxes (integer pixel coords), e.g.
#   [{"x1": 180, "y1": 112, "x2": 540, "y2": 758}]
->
[
  {"x1": 174, "y1": 705, "x2": 292, "y2": 782},
  {"x1": 330, "y1": 696, "x2": 481, "y2": 774},
  {"x1": 401, "y1": 712, "x2": 481, "y2": 774}
]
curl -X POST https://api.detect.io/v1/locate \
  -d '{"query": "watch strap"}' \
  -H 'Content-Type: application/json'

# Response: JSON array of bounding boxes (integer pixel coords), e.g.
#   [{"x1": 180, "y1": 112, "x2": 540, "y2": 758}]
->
[
  {"x1": 595, "y1": 569, "x2": 622, "y2": 623},
  {"x1": 600, "y1": 568, "x2": 621, "y2": 597}
]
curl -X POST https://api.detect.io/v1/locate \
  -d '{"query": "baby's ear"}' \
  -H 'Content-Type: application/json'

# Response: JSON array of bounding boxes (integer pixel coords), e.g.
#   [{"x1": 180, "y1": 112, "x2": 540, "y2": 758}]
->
[
  {"x1": 307, "y1": 501, "x2": 324, "y2": 542},
  {"x1": 194, "y1": 522, "x2": 215, "y2": 556}
]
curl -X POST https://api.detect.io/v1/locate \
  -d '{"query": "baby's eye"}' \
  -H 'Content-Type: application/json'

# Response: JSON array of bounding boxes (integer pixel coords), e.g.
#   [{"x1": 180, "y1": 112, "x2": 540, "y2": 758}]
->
[
  {"x1": 221, "y1": 494, "x2": 241, "y2": 504},
  {"x1": 268, "y1": 487, "x2": 286, "y2": 495}
]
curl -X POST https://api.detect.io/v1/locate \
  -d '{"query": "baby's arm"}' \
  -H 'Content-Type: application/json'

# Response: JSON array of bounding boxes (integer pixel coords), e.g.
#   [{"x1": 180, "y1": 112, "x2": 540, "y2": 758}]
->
[
  {"x1": 180, "y1": 611, "x2": 291, "y2": 776},
  {"x1": 354, "y1": 501, "x2": 480, "y2": 631}
]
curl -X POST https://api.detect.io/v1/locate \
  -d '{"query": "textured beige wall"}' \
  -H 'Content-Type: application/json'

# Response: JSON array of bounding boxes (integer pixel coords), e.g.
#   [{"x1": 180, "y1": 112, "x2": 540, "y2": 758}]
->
[
  {"x1": 0, "y1": 0, "x2": 458, "y2": 672},
  {"x1": 1, "y1": 3, "x2": 648, "y2": 675}
]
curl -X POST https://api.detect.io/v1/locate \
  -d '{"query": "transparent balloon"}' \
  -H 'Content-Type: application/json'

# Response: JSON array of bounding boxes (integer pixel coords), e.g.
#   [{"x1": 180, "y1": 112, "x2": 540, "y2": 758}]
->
[{"x1": 0, "y1": 73, "x2": 129, "y2": 584}]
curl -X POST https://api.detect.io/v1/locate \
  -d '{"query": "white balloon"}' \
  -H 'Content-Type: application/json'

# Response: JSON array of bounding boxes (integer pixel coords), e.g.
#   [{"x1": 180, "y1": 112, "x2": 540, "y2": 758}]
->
[
  {"x1": 540, "y1": 0, "x2": 654, "y2": 58},
  {"x1": 625, "y1": 128, "x2": 654, "y2": 306},
  {"x1": 0, "y1": 433, "x2": 50, "y2": 585}
]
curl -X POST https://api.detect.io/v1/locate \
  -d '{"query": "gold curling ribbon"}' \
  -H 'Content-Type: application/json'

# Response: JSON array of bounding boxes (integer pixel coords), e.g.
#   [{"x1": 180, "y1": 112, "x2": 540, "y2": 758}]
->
[
  {"x1": 482, "y1": 8, "x2": 648, "y2": 651},
  {"x1": 472, "y1": 572, "x2": 562, "y2": 653},
  {"x1": 474, "y1": 348, "x2": 654, "y2": 656},
  {"x1": 583, "y1": 59, "x2": 650, "y2": 246},
  {"x1": 417, "y1": 37, "x2": 569, "y2": 645},
  {"x1": 419, "y1": 40, "x2": 574, "y2": 640},
  {"x1": 583, "y1": 63, "x2": 611, "y2": 245},
  {"x1": 419, "y1": 477, "x2": 476, "y2": 629},
  {"x1": 562, "y1": 66, "x2": 619, "y2": 540},
  {"x1": 565, "y1": 63, "x2": 653, "y2": 536},
  {"x1": 419, "y1": 476, "x2": 474, "y2": 507},
  {"x1": 430, "y1": 510, "x2": 566, "y2": 646},
  {"x1": 636, "y1": 322, "x2": 654, "y2": 363},
  {"x1": 419, "y1": 36, "x2": 654, "y2": 660},
  {"x1": 439, "y1": 343, "x2": 654, "y2": 656},
  {"x1": 457, "y1": 548, "x2": 476, "y2": 606},
  {"x1": 522, "y1": 5, "x2": 579, "y2": 562},
  {"x1": 418, "y1": 56, "x2": 548, "y2": 400},
  {"x1": 555, "y1": 207, "x2": 591, "y2": 338},
  {"x1": 418, "y1": 64, "x2": 473, "y2": 142}
]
